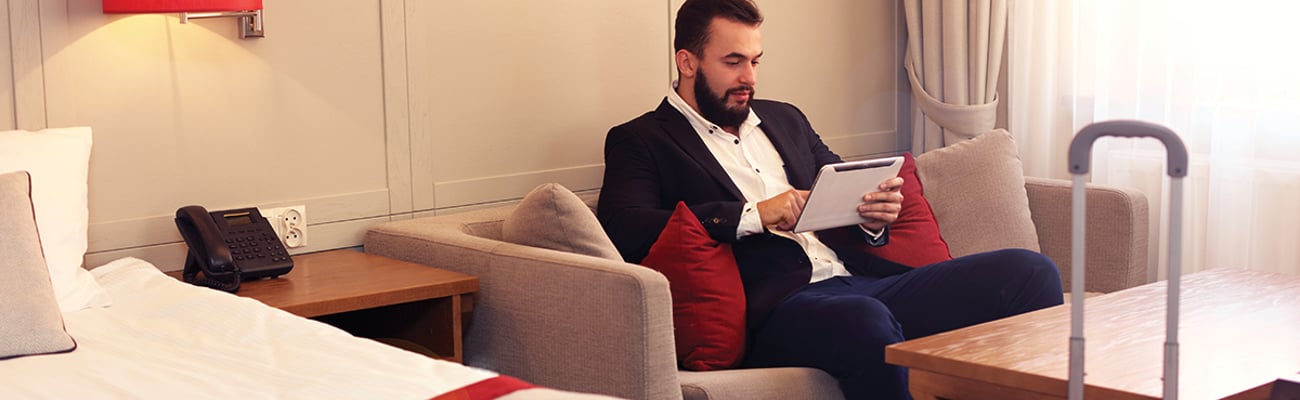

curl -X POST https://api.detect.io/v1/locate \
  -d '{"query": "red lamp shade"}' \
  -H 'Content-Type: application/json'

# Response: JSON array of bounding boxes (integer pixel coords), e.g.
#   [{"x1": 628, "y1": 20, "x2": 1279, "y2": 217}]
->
[{"x1": 103, "y1": 0, "x2": 262, "y2": 13}]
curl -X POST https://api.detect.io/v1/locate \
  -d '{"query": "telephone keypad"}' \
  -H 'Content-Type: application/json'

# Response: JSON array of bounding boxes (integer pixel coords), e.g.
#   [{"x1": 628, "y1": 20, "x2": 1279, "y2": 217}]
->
[{"x1": 223, "y1": 227, "x2": 290, "y2": 265}]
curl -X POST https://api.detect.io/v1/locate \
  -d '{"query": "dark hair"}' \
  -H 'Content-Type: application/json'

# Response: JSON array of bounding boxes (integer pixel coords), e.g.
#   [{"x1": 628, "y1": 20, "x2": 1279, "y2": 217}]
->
[{"x1": 674, "y1": 0, "x2": 764, "y2": 56}]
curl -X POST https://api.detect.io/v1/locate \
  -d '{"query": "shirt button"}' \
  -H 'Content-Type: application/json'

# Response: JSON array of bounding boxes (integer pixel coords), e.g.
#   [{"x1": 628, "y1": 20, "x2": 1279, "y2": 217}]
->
[
  {"x1": 755, "y1": 168, "x2": 761, "y2": 173},
  {"x1": 734, "y1": 139, "x2": 740, "y2": 144}
]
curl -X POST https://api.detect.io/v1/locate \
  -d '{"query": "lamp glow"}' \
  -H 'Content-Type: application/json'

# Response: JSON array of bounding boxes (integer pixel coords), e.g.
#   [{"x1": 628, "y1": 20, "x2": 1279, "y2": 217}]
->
[{"x1": 103, "y1": 0, "x2": 265, "y2": 39}]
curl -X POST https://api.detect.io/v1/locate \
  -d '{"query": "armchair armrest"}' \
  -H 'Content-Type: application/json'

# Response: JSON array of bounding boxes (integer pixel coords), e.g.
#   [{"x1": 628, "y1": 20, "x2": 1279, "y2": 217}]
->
[
  {"x1": 364, "y1": 207, "x2": 683, "y2": 400},
  {"x1": 1025, "y1": 176, "x2": 1150, "y2": 293}
]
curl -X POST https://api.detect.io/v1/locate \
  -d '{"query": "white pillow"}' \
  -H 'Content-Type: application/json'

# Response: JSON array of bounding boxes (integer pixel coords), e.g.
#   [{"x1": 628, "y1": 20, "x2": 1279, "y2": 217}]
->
[{"x1": 0, "y1": 127, "x2": 110, "y2": 312}]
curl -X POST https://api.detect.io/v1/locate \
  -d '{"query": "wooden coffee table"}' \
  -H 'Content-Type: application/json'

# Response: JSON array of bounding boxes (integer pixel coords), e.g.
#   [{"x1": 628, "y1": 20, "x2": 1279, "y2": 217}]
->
[{"x1": 886, "y1": 268, "x2": 1300, "y2": 400}]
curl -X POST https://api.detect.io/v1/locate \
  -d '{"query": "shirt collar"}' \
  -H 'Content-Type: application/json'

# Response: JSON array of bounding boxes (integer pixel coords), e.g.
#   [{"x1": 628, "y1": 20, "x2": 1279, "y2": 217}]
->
[{"x1": 666, "y1": 80, "x2": 761, "y2": 135}]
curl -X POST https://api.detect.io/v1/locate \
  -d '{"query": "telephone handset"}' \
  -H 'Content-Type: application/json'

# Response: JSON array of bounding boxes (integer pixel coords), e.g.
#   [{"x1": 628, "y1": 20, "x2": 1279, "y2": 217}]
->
[{"x1": 174, "y1": 205, "x2": 294, "y2": 293}]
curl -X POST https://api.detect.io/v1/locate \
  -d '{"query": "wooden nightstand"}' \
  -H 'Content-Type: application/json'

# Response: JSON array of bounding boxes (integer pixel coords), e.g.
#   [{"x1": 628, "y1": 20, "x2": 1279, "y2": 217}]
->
[{"x1": 170, "y1": 249, "x2": 478, "y2": 363}]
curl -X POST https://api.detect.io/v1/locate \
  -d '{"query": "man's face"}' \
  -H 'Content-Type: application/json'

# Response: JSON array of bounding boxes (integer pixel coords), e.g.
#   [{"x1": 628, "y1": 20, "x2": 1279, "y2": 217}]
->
[
  {"x1": 694, "y1": 66, "x2": 752, "y2": 127},
  {"x1": 690, "y1": 17, "x2": 762, "y2": 127}
]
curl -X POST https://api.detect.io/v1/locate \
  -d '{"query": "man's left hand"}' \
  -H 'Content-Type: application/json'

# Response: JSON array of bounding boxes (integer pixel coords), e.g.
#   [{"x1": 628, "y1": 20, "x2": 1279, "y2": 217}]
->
[{"x1": 858, "y1": 176, "x2": 904, "y2": 231}]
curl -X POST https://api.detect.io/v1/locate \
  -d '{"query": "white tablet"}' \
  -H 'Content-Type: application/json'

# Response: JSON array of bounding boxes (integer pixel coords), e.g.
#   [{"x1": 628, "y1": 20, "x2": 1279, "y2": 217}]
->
[{"x1": 792, "y1": 156, "x2": 904, "y2": 233}]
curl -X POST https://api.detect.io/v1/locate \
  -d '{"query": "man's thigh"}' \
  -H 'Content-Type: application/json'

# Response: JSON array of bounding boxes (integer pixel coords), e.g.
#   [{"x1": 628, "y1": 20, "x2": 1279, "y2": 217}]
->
[{"x1": 865, "y1": 248, "x2": 1064, "y2": 339}]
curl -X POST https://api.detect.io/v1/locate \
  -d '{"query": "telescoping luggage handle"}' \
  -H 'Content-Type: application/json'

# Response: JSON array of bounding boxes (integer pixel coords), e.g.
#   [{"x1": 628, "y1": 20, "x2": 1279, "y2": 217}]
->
[{"x1": 1067, "y1": 120, "x2": 1188, "y2": 400}]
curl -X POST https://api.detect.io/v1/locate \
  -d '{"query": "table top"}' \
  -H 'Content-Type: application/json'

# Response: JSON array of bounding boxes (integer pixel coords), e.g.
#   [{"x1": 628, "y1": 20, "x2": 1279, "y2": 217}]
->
[
  {"x1": 170, "y1": 249, "x2": 478, "y2": 317},
  {"x1": 886, "y1": 268, "x2": 1300, "y2": 400}
]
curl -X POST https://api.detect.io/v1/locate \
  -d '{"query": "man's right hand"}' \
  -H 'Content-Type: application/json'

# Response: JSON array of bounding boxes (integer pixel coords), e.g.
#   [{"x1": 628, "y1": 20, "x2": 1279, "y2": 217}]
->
[{"x1": 757, "y1": 189, "x2": 809, "y2": 231}]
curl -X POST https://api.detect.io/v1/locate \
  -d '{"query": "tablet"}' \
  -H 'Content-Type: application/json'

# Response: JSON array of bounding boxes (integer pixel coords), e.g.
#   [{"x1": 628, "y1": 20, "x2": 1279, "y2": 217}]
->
[{"x1": 792, "y1": 156, "x2": 904, "y2": 233}]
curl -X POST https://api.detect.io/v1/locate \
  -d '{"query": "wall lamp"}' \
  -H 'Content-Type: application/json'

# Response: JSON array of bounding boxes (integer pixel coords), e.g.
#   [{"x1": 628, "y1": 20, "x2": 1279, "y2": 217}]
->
[{"x1": 103, "y1": 0, "x2": 265, "y2": 39}]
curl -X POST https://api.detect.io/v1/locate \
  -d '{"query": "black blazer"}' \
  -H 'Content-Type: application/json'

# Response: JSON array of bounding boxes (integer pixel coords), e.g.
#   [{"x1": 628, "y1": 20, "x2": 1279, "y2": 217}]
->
[{"x1": 597, "y1": 98, "x2": 908, "y2": 329}]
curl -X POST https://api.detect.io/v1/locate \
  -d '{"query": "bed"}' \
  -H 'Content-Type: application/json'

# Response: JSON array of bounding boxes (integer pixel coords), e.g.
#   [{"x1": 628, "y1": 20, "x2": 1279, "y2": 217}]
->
[{"x1": 0, "y1": 127, "x2": 617, "y2": 399}]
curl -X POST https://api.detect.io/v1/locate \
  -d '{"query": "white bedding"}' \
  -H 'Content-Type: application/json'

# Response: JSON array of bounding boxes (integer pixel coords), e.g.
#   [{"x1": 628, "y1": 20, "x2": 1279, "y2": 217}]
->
[{"x1": 0, "y1": 257, "x2": 607, "y2": 399}]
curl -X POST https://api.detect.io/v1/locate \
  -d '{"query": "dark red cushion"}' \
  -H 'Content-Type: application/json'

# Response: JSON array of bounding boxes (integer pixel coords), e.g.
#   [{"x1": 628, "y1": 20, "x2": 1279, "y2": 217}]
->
[
  {"x1": 640, "y1": 202, "x2": 746, "y2": 371},
  {"x1": 862, "y1": 152, "x2": 952, "y2": 267}
]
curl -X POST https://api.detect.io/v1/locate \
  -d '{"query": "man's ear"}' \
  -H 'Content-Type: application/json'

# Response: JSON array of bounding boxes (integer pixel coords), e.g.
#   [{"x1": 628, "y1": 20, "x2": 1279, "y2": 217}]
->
[{"x1": 675, "y1": 49, "x2": 697, "y2": 79}]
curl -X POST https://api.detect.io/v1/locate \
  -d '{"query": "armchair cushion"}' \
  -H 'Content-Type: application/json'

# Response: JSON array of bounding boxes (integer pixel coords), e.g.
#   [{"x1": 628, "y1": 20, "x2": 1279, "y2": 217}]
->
[
  {"x1": 503, "y1": 183, "x2": 621, "y2": 261},
  {"x1": 641, "y1": 202, "x2": 746, "y2": 371},
  {"x1": 915, "y1": 129, "x2": 1041, "y2": 257},
  {"x1": 679, "y1": 368, "x2": 842, "y2": 400}
]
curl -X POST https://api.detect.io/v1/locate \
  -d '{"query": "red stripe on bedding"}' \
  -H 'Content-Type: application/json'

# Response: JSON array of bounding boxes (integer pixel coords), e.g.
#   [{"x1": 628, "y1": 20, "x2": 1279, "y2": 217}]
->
[{"x1": 429, "y1": 376, "x2": 538, "y2": 400}]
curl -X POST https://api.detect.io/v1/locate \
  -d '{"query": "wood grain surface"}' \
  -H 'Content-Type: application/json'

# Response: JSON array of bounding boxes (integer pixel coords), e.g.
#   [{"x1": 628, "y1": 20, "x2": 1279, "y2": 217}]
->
[
  {"x1": 169, "y1": 249, "x2": 479, "y2": 317},
  {"x1": 887, "y1": 268, "x2": 1300, "y2": 400}
]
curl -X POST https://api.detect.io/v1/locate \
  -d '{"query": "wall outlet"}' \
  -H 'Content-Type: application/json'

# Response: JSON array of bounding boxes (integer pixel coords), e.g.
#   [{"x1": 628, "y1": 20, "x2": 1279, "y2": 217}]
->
[{"x1": 258, "y1": 205, "x2": 308, "y2": 248}]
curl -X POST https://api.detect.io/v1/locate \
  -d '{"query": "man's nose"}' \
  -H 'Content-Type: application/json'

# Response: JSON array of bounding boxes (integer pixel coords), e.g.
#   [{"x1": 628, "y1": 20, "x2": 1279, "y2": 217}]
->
[{"x1": 739, "y1": 63, "x2": 757, "y2": 86}]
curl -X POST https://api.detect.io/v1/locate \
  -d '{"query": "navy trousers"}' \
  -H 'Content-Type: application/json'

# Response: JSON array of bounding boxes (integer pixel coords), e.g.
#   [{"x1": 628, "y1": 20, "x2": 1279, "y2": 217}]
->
[{"x1": 739, "y1": 249, "x2": 1064, "y2": 400}]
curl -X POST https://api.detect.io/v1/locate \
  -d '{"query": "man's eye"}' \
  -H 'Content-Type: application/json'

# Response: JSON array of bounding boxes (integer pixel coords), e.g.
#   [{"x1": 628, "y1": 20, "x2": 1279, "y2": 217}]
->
[{"x1": 725, "y1": 61, "x2": 741, "y2": 66}]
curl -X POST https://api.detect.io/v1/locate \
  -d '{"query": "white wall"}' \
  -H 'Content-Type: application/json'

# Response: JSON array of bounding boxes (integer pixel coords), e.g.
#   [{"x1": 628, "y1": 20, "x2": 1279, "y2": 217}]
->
[{"x1": 1, "y1": 0, "x2": 905, "y2": 271}]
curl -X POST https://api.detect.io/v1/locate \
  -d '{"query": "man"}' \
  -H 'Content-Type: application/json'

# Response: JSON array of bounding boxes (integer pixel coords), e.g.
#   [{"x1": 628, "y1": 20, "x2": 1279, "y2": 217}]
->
[{"x1": 596, "y1": 0, "x2": 1064, "y2": 398}]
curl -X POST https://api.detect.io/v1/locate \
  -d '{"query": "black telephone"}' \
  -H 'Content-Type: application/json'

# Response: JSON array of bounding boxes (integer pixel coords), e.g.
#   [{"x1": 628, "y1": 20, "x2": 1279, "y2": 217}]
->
[{"x1": 174, "y1": 205, "x2": 294, "y2": 293}]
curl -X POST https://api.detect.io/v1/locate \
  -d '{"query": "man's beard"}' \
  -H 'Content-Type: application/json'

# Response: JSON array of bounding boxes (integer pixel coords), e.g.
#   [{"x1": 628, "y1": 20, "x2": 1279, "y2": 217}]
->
[{"x1": 694, "y1": 69, "x2": 753, "y2": 128}]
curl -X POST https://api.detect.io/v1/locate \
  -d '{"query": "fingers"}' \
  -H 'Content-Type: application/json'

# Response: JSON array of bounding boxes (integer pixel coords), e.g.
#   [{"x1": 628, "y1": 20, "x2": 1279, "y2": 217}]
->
[
  {"x1": 878, "y1": 176, "x2": 904, "y2": 192},
  {"x1": 857, "y1": 201, "x2": 901, "y2": 223},
  {"x1": 757, "y1": 189, "x2": 807, "y2": 231},
  {"x1": 862, "y1": 190, "x2": 904, "y2": 205},
  {"x1": 777, "y1": 190, "x2": 804, "y2": 231},
  {"x1": 859, "y1": 179, "x2": 904, "y2": 230},
  {"x1": 860, "y1": 189, "x2": 903, "y2": 208}
]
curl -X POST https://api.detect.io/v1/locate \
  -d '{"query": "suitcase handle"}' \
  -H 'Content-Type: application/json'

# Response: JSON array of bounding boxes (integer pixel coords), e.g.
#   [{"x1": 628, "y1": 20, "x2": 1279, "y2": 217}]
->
[
  {"x1": 1068, "y1": 119, "x2": 1189, "y2": 177},
  {"x1": 1066, "y1": 120, "x2": 1187, "y2": 400}
]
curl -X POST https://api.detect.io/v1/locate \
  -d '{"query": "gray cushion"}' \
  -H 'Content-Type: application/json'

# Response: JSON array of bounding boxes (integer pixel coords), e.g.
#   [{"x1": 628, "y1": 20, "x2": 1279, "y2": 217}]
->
[
  {"x1": 915, "y1": 129, "x2": 1041, "y2": 257},
  {"x1": 678, "y1": 367, "x2": 844, "y2": 400},
  {"x1": 0, "y1": 171, "x2": 76, "y2": 359},
  {"x1": 503, "y1": 183, "x2": 622, "y2": 261}
]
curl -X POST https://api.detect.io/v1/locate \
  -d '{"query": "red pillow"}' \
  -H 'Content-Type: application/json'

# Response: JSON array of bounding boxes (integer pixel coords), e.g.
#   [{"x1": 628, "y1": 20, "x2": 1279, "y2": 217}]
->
[
  {"x1": 863, "y1": 152, "x2": 952, "y2": 267},
  {"x1": 640, "y1": 202, "x2": 746, "y2": 371}
]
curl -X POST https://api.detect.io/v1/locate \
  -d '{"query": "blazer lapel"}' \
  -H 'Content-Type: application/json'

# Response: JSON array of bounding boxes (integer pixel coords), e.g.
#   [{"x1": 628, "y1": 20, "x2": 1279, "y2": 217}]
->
[
  {"x1": 754, "y1": 106, "x2": 816, "y2": 188},
  {"x1": 652, "y1": 99, "x2": 745, "y2": 200}
]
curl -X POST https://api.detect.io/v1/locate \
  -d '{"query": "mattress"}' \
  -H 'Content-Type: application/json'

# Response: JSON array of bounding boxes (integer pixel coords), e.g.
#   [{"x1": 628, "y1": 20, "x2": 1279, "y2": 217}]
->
[{"x1": 0, "y1": 257, "x2": 615, "y2": 399}]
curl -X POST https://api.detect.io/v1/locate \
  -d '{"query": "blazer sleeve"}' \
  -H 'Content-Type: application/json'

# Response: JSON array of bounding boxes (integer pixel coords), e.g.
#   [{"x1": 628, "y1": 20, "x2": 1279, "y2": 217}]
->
[
  {"x1": 597, "y1": 122, "x2": 747, "y2": 263},
  {"x1": 597, "y1": 125, "x2": 671, "y2": 263}
]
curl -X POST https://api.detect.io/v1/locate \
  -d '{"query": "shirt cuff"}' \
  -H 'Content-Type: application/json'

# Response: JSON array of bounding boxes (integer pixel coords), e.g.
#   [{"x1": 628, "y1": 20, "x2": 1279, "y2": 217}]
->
[
  {"x1": 736, "y1": 202, "x2": 765, "y2": 239},
  {"x1": 860, "y1": 225, "x2": 884, "y2": 240},
  {"x1": 858, "y1": 224, "x2": 889, "y2": 247}
]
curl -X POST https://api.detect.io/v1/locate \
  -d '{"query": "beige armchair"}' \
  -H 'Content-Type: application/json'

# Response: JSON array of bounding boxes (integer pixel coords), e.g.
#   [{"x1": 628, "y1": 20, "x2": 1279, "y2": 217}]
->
[{"x1": 363, "y1": 176, "x2": 1148, "y2": 400}]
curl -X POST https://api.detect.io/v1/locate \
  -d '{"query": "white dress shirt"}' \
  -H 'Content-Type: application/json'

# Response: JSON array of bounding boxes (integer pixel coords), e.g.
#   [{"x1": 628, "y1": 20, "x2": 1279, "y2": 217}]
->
[{"x1": 665, "y1": 87, "x2": 850, "y2": 283}]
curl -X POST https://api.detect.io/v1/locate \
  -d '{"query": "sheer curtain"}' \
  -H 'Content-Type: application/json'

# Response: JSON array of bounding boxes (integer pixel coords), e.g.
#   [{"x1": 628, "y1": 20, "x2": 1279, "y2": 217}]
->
[{"x1": 1009, "y1": 0, "x2": 1300, "y2": 279}]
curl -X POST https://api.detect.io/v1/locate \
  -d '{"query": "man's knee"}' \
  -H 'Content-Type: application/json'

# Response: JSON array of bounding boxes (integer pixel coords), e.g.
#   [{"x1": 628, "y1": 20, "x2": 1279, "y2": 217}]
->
[
  {"x1": 978, "y1": 248, "x2": 1060, "y2": 280},
  {"x1": 834, "y1": 297, "x2": 905, "y2": 347},
  {"x1": 988, "y1": 248, "x2": 1064, "y2": 308},
  {"x1": 1012, "y1": 249, "x2": 1062, "y2": 286}
]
